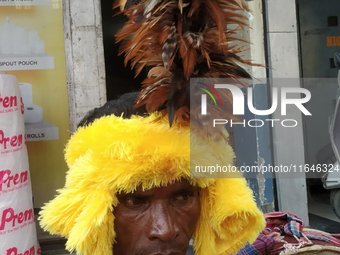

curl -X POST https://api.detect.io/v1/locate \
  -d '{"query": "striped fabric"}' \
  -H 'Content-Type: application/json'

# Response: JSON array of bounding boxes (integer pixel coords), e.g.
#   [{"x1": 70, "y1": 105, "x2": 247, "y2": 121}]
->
[
  {"x1": 236, "y1": 234, "x2": 275, "y2": 255},
  {"x1": 236, "y1": 211, "x2": 340, "y2": 255},
  {"x1": 304, "y1": 231, "x2": 340, "y2": 246}
]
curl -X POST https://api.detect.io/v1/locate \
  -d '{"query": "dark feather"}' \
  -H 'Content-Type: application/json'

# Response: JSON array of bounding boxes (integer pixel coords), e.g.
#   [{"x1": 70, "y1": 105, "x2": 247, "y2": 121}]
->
[
  {"x1": 144, "y1": 0, "x2": 163, "y2": 17},
  {"x1": 162, "y1": 26, "x2": 179, "y2": 69},
  {"x1": 114, "y1": 0, "x2": 261, "y2": 130},
  {"x1": 124, "y1": 0, "x2": 142, "y2": 10},
  {"x1": 167, "y1": 71, "x2": 189, "y2": 126}
]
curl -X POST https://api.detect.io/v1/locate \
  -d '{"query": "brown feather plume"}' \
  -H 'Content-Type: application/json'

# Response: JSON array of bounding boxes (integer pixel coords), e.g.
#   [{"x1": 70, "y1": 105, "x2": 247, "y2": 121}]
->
[{"x1": 114, "y1": 0, "x2": 258, "y2": 136}]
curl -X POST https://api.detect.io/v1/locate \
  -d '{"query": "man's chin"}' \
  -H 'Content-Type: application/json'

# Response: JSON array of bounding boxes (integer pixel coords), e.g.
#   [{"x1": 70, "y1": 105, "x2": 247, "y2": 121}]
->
[
  {"x1": 133, "y1": 246, "x2": 188, "y2": 255},
  {"x1": 149, "y1": 251, "x2": 185, "y2": 255}
]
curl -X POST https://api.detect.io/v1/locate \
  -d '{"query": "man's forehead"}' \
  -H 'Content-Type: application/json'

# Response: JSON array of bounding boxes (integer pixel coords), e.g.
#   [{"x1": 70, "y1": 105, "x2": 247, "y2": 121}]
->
[{"x1": 118, "y1": 179, "x2": 197, "y2": 195}]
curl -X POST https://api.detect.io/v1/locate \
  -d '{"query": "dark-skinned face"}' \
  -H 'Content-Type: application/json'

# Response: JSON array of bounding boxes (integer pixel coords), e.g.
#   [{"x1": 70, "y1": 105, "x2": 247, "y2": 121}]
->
[{"x1": 113, "y1": 180, "x2": 201, "y2": 255}]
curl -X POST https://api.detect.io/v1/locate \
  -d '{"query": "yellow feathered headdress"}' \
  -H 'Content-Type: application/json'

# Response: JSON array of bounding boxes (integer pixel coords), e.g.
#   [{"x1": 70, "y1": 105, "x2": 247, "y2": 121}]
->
[{"x1": 39, "y1": 113, "x2": 264, "y2": 255}]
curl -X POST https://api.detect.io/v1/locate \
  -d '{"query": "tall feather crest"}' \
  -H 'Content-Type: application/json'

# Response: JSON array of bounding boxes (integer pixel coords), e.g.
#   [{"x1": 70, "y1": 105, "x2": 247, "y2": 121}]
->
[{"x1": 115, "y1": 0, "x2": 258, "y2": 135}]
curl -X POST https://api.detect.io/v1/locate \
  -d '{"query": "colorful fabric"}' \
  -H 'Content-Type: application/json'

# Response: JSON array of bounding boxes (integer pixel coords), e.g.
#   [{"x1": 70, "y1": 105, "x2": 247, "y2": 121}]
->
[
  {"x1": 237, "y1": 234, "x2": 276, "y2": 255},
  {"x1": 253, "y1": 234, "x2": 276, "y2": 252},
  {"x1": 237, "y1": 211, "x2": 340, "y2": 255},
  {"x1": 304, "y1": 230, "x2": 340, "y2": 246},
  {"x1": 237, "y1": 244, "x2": 260, "y2": 255}
]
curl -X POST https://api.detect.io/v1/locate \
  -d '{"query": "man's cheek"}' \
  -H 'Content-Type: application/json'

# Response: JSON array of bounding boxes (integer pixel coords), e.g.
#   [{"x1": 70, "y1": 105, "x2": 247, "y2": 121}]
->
[
  {"x1": 113, "y1": 216, "x2": 141, "y2": 255},
  {"x1": 177, "y1": 206, "x2": 200, "y2": 236},
  {"x1": 186, "y1": 200, "x2": 201, "y2": 235}
]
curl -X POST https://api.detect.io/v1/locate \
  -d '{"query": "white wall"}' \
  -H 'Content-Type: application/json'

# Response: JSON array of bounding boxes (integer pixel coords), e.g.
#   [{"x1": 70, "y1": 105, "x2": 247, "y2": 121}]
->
[
  {"x1": 264, "y1": 0, "x2": 309, "y2": 224},
  {"x1": 63, "y1": 0, "x2": 106, "y2": 132},
  {"x1": 248, "y1": 1, "x2": 267, "y2": 79}
]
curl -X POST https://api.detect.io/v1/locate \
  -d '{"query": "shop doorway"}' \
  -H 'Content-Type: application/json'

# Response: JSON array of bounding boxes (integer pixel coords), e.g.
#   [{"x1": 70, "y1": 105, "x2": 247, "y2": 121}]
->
[
  {"x1": 100, "y1": 1, "x2": 145, "y2": 100},
  {"x1": 297, "y1": 0, "x2": 340, "y2": 231}
]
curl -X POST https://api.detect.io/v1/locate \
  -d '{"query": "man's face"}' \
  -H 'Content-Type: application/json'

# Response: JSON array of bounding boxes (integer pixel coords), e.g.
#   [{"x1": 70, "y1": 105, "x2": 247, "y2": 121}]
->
[{"x1": 113, "y1": 180, "x2": 201, "y2": 255}]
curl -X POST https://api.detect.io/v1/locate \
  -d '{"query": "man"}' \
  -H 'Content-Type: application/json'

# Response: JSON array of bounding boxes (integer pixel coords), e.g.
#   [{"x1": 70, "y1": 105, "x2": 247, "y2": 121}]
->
[
  {"x1": 77, "y1": 94, "x2": 198, "y2": 255},
  {"x1": 39, "y1": 93, "x2": 265, "y2": 255},
  {"x1": 40, "y1": 0, "x2": 266, "y2": 253}
]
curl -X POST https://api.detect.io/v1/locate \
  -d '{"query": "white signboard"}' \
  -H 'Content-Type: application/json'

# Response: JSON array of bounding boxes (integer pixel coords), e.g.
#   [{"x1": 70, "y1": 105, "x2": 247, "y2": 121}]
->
[
  {"x1": 25, "y1": 121, "x2": 59, "y2": 141},
  {"x1": 0, "y1": 0, "x2": 50, "y2": 6},
  {"x1": 0, "y1": 55, "x2": 54, "y2": 71},
  {"x1": 0, "y1": 17, "x2": 55, "y2": 71}
]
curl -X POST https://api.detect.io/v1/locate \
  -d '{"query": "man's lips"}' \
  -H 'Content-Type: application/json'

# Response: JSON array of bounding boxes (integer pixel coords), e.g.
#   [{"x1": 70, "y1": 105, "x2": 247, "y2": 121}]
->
[{"x1": 151, "y1": 251, "x2": 182, "y2": 255}]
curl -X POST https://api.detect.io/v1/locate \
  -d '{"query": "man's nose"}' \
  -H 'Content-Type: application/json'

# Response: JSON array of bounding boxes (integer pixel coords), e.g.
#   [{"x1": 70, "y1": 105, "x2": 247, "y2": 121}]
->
[{"x1": 148, "y1": 203, "x2": 180, "y2": 241}]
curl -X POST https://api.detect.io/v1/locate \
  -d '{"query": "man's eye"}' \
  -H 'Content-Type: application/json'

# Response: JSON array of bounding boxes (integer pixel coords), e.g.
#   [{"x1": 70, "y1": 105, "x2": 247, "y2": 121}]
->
[
  {"x1": 174, "y1": 193, "x2": 193, "y2": 201},
  {"x1": 125, "y1": 197, "x2": 147, "y2": 207}
]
